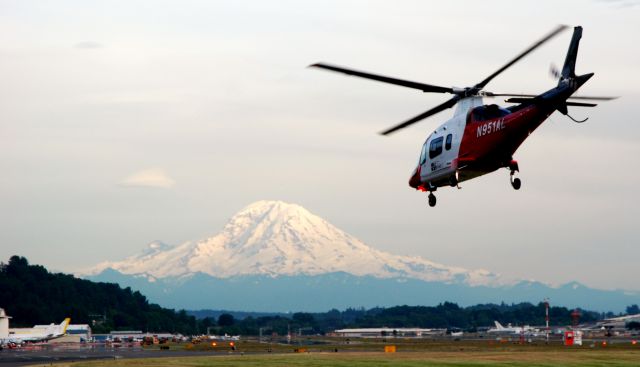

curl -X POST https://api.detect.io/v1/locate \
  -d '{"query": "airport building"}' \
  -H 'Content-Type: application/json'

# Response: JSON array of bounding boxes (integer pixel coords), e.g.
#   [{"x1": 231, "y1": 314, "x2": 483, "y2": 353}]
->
[
  {"x1": 92, "y1": 331, "x2": 179, "y2": 342},
  {"x1": 332, "y1": 328, "x2": 446, "y2": 338}
]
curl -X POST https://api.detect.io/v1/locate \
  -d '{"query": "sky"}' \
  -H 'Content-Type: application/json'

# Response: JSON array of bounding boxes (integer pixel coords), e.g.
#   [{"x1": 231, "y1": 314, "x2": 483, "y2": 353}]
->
[{"x1": 1, "y1": 0, "x2": 639, "y2": 291}]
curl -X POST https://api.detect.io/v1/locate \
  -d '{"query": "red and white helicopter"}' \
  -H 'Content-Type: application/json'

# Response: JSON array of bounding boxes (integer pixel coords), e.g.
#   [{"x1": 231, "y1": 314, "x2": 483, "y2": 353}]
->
[{"x1": 311, "y1": 26, "x2": 615, "y2": 207}]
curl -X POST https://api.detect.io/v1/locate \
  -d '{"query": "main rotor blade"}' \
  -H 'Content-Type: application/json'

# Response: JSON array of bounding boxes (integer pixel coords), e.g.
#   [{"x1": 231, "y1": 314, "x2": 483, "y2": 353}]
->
[
  {"x1": 486, "y1": 92, "x2": 618, "y2": 101},
  {"x1": 379, "y1": 96, "x2": 460, "y2": 135},
  {"x1": 309, "y1": 63, "x2": 454, "y2": 94},
  {"x1": 474, "y1": 25, "x2": 568, "y2": 90},
  {"x1": 504, "y1": 98, "x2": 597, "y2": 107}
]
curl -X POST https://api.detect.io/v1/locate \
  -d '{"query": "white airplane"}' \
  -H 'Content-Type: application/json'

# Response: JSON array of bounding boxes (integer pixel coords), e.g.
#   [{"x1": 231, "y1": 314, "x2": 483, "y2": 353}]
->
[
  {"x1": 1, "y1": 308, "x2": 70, "y2": 347},
  {"x1": 578, "y1": 313, "x2": 640, "y2": 334},
  {"x1": 9, "y1": 318, "x2": 71, "y2": 343},
  {"x1": 487, "y1": 321, "x2": 540, "y2": 336}
]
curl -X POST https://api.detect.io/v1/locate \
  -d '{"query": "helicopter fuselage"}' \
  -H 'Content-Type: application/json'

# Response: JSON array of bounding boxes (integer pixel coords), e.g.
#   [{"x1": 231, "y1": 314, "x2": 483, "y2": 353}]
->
[
  {"x1": 409, "y1": 72, "x2": 593, "y2": 193},
  {"x1": 409, "y1": 98, "x2": 553, "y2": 191}
]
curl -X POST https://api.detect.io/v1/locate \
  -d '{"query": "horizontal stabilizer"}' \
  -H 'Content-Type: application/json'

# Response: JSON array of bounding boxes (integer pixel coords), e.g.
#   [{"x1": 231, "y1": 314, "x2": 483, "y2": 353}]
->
[
  {"x1": 565, "y1": 101, "x2": 597, "y2": 107},
  {"x1": 504, "y1": 97, "x2": 535, "y2": 104}
]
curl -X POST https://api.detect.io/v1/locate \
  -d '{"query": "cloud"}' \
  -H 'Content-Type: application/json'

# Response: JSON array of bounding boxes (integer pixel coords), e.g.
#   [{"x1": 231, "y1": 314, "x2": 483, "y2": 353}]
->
[
  {"x1": 597, "y1": 0, "x2": 640, "y2": 8},
  {"x1": 120, "y1": 169, "x2": 175, "y2": 189},
  {"x1": 74, "y1": 41, "x2": 104, "y2": 49}
]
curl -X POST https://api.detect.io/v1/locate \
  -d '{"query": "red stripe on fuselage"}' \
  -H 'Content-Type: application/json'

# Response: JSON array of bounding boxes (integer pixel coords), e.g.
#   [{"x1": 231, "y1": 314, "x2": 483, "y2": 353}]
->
[{"x1": 458, "y1": 105, "x2": 553, "y2": 171}]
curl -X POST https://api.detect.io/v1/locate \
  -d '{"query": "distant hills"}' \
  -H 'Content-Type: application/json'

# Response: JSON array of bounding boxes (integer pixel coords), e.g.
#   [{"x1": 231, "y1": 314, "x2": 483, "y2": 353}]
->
[
  {"x1": 91, "y1": 268, "x2": 639, "y2": 313},
  {"x1": 85, "y1": 200, "x2": 639, "y2": 312},
  {"x1": 0, "y1": 256, "x2": 199, "y2": 333},
  {"x1": 3, "y1": 255, "x2": 630, "y2": 335}
]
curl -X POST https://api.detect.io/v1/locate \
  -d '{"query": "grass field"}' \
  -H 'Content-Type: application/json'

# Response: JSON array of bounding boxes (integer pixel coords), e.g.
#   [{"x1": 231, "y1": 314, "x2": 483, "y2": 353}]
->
[
  {"x1": 49, "y1": 339, "x2": 640, "y2": 367},
  {"x1": 50, "y1": 350, "x2": 640, "y2": 367}
]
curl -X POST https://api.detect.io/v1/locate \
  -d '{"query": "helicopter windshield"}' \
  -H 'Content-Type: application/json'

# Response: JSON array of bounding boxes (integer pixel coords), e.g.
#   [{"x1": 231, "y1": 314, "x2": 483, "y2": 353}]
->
[
  {"x1": 471, "y1": 104, "x2": 511, "y2": 121},
  {"x1": 418, "y1": 142, "x2": 428, "y2": 165}
]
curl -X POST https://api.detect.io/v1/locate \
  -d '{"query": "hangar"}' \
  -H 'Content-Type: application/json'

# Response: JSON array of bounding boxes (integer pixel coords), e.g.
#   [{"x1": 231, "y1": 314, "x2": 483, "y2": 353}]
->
[{"x1": 333, "y1": 328, "x2": 446, "y2": 338}]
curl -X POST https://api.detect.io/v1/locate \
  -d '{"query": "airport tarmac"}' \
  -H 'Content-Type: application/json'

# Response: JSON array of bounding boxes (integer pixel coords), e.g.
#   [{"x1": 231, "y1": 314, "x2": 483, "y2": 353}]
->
[
  {"x1": 1, "y1": 337, "x2": 637, "y2": 366},
  {"x1": 0, "y1": 344, "x2": 220, "y2": 367}
]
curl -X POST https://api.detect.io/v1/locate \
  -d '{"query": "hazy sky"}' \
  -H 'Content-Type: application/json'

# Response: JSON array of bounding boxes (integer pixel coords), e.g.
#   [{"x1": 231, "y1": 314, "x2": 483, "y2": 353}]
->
[{"x1": 1, "y1": 0, "x2": 639, "y2": 291}]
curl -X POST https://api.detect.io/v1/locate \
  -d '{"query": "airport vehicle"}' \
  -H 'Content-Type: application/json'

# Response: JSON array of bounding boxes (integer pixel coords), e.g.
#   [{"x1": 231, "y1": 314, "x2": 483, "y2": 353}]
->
[
  {"x1": 311, "y1": 26, "x2": 615, "y2": 206},
  {"x1": 206, "y1": 333, "x2": 240, "y2": 341}
]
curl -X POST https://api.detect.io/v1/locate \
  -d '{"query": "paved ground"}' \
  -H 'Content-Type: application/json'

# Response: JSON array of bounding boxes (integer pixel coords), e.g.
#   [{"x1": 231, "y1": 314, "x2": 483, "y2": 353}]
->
[{"x1": 0, "y1": 344, "x2": 218, "y2": 367}]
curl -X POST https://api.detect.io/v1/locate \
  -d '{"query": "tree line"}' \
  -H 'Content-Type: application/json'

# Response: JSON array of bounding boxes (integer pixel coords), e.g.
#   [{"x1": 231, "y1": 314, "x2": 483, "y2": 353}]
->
[
  {"x1": 0, "y1": 256, "x2": 199, "y2": 334},
  {"x1": 2, "y1": 256, "x2": 636, "y2": 336},
  {"x1": 202, "y1": 302, "x2": 610, "y2": 336}
]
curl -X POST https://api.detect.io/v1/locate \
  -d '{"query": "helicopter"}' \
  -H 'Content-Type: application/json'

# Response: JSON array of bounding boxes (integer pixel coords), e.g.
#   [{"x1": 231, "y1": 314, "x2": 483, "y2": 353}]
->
[{"x1": 311, "y1": 26, "x2": 615, "y2": 207}]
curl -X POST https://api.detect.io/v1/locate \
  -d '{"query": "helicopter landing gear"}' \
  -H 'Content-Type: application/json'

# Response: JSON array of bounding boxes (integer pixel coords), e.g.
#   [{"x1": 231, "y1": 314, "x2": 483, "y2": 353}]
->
[
  {"x1": 510, "y1": 170, "x2": 521, "y2": 190},
  {"x1": 511, "y1": 176, "x2": 521, "y2": 190},
  {"x1": 428, "y1": 193, "x2": 437, "y2": 207},
  {"x1": 449, "y1": 171, "x2": 461, "y2": 189},
  {"x1": 508, "y1": 160, "x2": 521, "y2": 190}
]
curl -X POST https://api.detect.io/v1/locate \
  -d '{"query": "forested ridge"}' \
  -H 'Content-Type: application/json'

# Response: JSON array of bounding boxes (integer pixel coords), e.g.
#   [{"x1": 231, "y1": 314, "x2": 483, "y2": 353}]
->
[
  {"x1": 0, "y1": 256, "x2": 198, "y2": 334},
  {"x1": 2, "y1": 256, "x2": 633, "y2": 336}
]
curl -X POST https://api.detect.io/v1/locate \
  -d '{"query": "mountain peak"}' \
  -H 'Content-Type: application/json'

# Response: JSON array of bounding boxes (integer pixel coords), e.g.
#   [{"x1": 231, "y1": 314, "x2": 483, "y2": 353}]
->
[
  {"x1": 143, "y1": 240, "x2": 171, "y2": 255},
  {"x1": 223, "y1": 200, "x2": 319, "y2": 241},
  {"x1": 84, "y1": 200, "x2": 502, "y2": 286},
  {"x1": 240, "y1": 200, "x2": 308, "y2": 213}
]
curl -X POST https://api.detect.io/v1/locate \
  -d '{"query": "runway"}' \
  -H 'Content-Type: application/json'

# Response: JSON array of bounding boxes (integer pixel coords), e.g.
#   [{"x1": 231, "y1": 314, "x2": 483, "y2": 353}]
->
[{"x1": 0, "y1": 344, "x2": 220, "y2": 367}]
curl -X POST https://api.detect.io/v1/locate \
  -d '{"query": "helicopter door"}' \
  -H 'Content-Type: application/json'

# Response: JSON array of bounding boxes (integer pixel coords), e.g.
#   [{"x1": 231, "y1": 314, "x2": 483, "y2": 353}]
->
[
  {"x1": 425, "y1": 133, "x2": 456, "y2": 177},
  {"x1": 428, "y1": 136, "x2": 444, "y2": 173},
  {"x1": 442, "y1": 133, "x2": 455, "y2": 169}
]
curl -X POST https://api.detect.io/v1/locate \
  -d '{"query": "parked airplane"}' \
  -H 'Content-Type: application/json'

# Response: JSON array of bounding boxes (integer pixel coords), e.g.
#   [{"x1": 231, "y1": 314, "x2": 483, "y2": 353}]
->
[
  {"x1": 0, "y1": 308, "x2": 70, "y2": 347},
  {"x1": 8, "y1": 318, "x2": 71, "y2": 343},
  {"x1": 487, "y1": 321, "x2": 541, "y2": 336},
  {"x1": 579, "y1": 313, "x2": 640, "y2": 335}
]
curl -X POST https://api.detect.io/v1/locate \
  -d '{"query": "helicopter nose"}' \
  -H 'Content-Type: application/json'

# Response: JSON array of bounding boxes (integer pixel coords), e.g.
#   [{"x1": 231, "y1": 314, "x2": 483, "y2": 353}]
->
[{"x1": 409, "y1": 166, "x2": 421, "y2": 188}]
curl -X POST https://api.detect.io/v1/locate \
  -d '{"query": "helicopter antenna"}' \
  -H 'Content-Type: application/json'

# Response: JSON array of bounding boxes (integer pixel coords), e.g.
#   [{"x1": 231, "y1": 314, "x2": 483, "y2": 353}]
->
[{"x1": 566, "y1": 114, "x2": 588, "y2": 123}]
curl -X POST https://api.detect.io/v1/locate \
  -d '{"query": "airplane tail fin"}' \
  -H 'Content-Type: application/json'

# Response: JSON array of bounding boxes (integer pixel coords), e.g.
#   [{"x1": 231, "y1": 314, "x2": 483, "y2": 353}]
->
[
  {"x1": 558, "y1": 26, "x2": 582, "y2": 83},
  {"x1": 494, "y1": 321, "x2": 504, "y2": 329},
  {"x1": 58, "y1": 318, "x2": 71, "y2": 335}
]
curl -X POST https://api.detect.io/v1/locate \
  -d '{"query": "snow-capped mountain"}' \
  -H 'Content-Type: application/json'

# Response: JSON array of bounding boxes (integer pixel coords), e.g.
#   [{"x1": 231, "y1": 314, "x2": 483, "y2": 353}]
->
[
  {"x1": 84, "y1": 200, "x2": 640, "y2": 312},
  {"x1": 86, "y1": 200, "x2": 500, "y2": 286}
]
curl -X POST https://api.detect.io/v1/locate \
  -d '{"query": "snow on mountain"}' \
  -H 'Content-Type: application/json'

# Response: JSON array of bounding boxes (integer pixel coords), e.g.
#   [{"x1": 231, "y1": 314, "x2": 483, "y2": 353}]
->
[{"x1": 85, "y1": 200, "x2": 502, "y2": 286}]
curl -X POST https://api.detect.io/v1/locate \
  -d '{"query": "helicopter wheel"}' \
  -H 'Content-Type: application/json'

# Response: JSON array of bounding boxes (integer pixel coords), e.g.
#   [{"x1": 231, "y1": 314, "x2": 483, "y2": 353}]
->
[
  {"x1": 428, "y1": 193, "x2": 437, "y2": 207},
  {"x1": 511, "y1": 177, "x2": 521, "y2": 190},
  {"x1": 449, "y1": 175, "x2": 458, "y2": 187}
]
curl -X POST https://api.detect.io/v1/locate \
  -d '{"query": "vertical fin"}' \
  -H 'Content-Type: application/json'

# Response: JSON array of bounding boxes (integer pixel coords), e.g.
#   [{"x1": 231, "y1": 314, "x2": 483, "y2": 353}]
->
[
  {"x1": 560, "y1": 26, "x2": 582, "y2": 82},
  {"x1": 61, "y1": 318, "x2": 70, "y2": 334}
]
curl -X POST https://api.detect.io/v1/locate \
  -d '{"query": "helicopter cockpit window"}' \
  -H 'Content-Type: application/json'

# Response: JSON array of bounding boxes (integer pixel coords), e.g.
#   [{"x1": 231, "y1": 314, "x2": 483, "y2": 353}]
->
[
  {"x1": 445, "y1": 134, "x2": 452, "y2": 150},
  {"x1": 471, "y1": 104, "x2": 511, "y2": 122},
  {"x1": 419, "y1": 143, "x2": 428, "y2": 165},
  {"x1": 429, "y1": 137, "x2": 444, "y2": 159}
]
